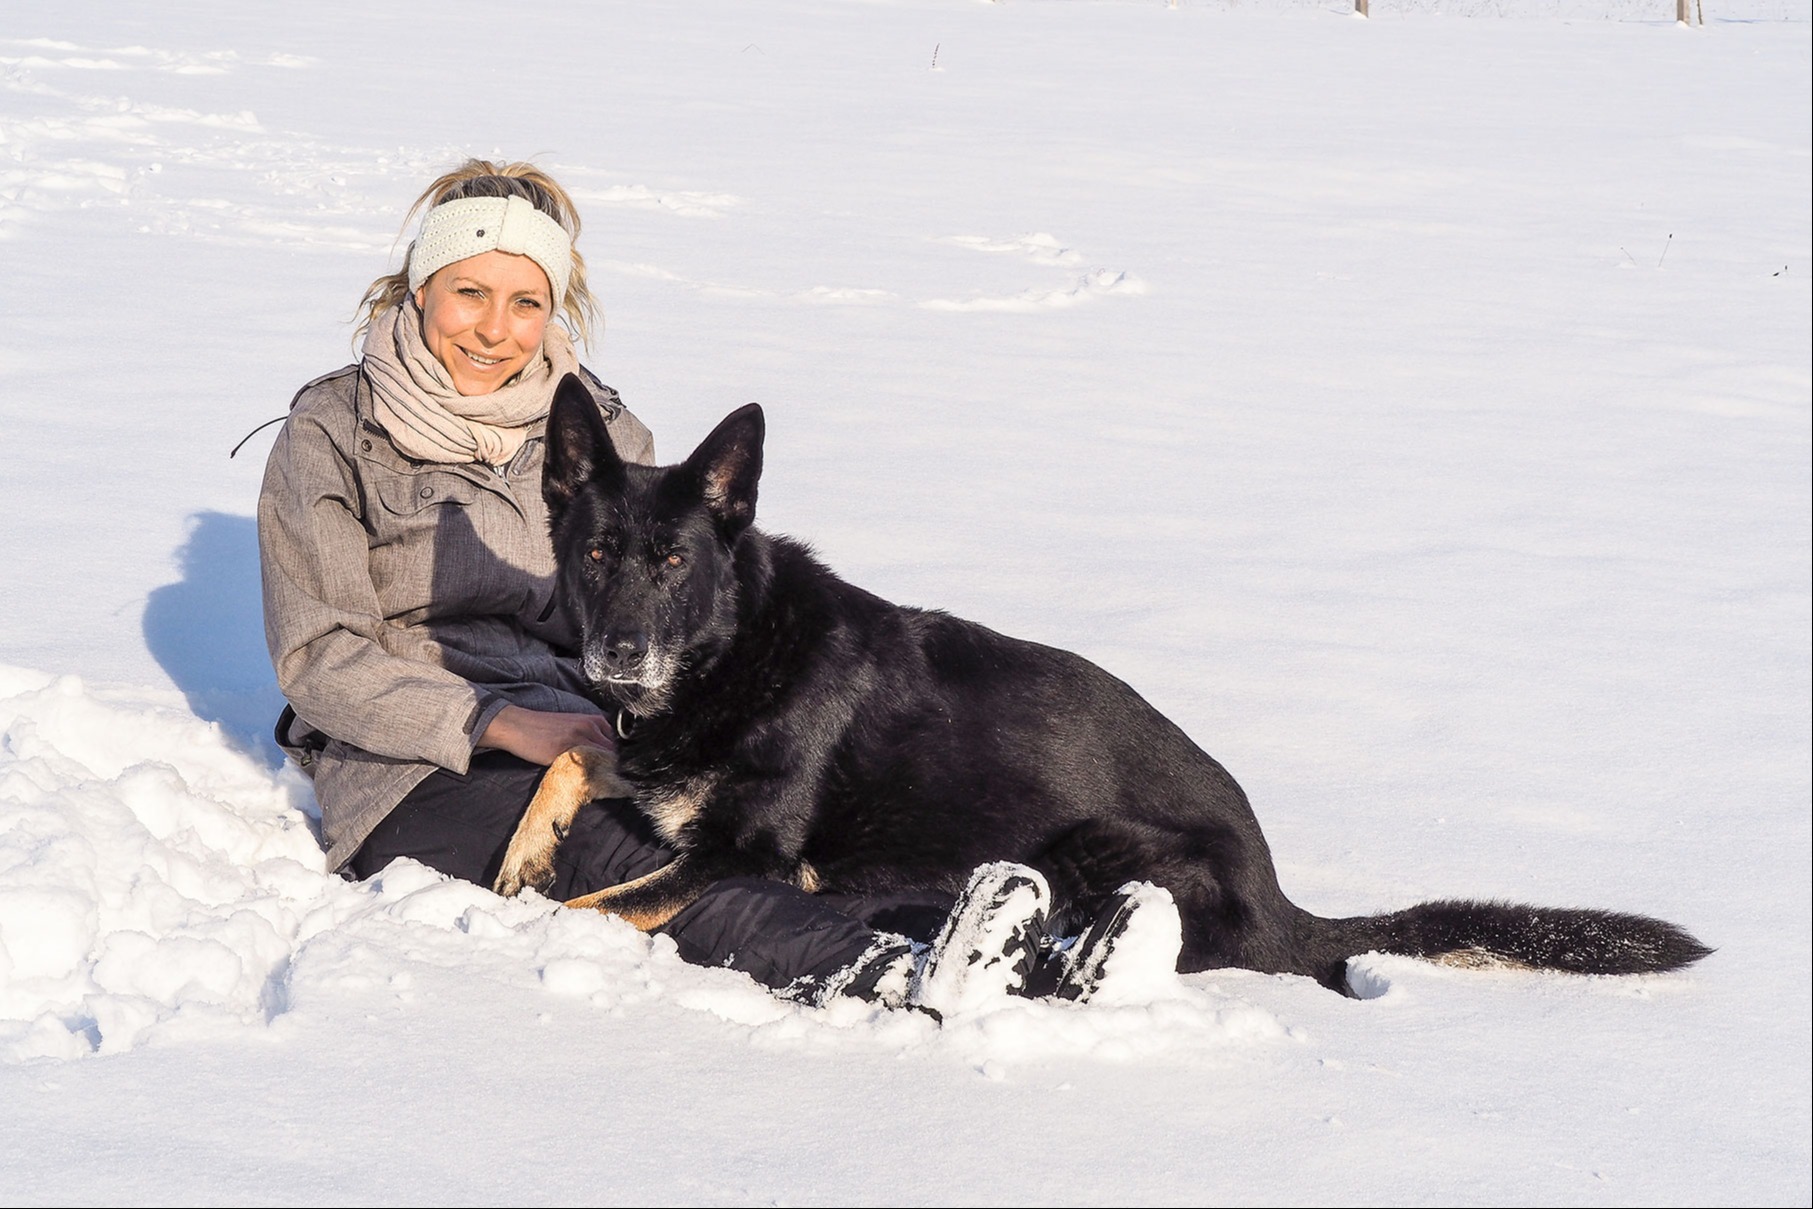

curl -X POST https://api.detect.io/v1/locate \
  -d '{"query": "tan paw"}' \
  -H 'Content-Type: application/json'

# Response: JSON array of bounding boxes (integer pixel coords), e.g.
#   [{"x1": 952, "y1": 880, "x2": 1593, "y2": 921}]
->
[{"x1": 493, "y1": 844, "x2": 557, "y2": 898}]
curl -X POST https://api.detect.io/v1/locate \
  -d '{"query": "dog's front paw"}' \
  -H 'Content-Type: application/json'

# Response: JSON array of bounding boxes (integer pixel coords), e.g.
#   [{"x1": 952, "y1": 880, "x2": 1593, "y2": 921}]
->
[{"x1": 493, "y1": 844, "x2": 558, "y2": 898}]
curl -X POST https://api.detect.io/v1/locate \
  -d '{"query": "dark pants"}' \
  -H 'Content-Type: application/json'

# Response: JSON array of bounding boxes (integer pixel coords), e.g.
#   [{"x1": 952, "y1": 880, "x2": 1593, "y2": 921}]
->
[{"x1": 349, "y1": 752, "x2": 952, "y2": 991}]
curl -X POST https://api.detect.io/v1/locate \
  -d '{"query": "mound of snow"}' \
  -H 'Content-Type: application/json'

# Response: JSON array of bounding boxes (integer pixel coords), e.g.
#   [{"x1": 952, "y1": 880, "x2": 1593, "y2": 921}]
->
[
  {"x1": 0, "y1": 668, "x2": 323, "y2": 1058},
  {"x1": 0, "y1": 667, "x2": 1289, "y2": 1065}
]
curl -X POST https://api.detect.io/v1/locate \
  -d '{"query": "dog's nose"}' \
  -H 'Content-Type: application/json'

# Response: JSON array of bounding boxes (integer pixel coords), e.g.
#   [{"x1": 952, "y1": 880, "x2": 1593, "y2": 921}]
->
[{"x1": 601, "y1": 630, "x2": 648, "y2": 671}]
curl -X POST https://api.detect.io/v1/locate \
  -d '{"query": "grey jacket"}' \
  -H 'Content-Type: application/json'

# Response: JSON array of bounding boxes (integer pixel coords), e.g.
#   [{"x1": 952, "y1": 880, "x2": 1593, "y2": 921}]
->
[{"x1": 258, "y1": 364, "x2": 656, "y2": 872}]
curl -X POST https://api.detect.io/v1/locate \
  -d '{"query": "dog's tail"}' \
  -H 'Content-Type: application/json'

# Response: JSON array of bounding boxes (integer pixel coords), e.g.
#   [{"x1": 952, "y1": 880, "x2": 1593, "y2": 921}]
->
[{"x1": 1306, "y1": 900, "x2": 1712, "y2": 994}]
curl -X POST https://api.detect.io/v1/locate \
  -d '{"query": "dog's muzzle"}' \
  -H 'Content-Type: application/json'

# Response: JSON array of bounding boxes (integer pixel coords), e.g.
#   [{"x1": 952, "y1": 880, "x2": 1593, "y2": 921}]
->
[
  {"x1": 583, "y1": 632, "x2": 645, "y2": 699},
  {"x1": 583, "y1": 631, "x2": 676, "y2": 710}
]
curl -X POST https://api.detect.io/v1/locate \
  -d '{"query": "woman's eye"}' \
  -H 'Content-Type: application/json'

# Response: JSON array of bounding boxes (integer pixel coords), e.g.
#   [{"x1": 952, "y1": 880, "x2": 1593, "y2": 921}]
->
[{"x1": 459, "y1": 287, "x2": 484, "y2": 300}]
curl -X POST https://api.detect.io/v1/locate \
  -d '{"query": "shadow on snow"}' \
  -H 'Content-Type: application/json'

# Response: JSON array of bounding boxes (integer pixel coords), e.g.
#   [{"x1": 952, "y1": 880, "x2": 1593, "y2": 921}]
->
[{"x1": 143, "y1": 510, "x2": 285, "y2": 765}]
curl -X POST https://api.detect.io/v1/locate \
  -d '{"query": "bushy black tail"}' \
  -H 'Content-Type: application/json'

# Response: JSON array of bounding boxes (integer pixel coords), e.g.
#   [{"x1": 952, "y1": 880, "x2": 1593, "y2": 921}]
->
[{"x1": 1311, "y1": 900, "x2": 1712, "y2": 993}]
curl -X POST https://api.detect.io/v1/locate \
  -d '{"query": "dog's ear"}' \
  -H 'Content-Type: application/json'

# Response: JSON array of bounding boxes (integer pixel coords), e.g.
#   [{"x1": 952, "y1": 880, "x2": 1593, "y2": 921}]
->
[
  {"x1": 544, "y1": 373, "x2": 625, "y2": 520},
  {"x1": 683, "y1": 403, "x2": 764, "y2": 539}
]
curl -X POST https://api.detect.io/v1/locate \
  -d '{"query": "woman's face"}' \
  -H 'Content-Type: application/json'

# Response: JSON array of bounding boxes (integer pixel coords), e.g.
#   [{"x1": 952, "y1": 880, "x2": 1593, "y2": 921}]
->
[{"x1": 414, "y1": 250, "x2": 554, "y2": 395}]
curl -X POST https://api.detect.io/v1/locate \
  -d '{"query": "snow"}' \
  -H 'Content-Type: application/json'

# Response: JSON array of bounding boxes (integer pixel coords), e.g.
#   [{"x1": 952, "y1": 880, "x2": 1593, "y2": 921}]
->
[{"x1": 1, "y1": 0, "x2": 1808, "y2": 1203}]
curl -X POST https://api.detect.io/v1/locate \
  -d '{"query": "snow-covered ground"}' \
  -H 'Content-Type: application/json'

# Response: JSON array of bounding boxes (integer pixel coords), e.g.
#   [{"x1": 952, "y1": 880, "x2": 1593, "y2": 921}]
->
[{"x1": 2, "y1": 1, "x2": 1807, "y2": 1203}]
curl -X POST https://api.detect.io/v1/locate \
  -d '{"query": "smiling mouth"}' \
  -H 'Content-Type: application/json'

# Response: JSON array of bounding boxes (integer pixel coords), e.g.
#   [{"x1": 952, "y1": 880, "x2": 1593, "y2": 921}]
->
[{"x1": 460, "y1": 348, "x2": 508, "y2": 368}]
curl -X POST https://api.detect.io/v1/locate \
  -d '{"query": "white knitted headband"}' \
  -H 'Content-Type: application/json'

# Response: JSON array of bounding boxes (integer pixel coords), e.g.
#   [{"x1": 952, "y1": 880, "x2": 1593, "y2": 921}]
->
[{"x1": 407, "y1": 194, "x2": 573, "y2": 306}]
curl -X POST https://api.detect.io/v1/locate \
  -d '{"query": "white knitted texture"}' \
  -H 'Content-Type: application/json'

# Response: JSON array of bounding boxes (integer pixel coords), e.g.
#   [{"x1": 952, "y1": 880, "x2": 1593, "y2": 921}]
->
[{"x1": 406, "y1": 195, "x2": 572, "y2": 304}]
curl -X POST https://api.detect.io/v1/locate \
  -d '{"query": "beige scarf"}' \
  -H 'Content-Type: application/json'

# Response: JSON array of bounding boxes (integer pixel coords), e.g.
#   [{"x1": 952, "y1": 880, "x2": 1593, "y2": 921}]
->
[{"x1": 362, "y1": 297, "x2": 580, "y2": 465}]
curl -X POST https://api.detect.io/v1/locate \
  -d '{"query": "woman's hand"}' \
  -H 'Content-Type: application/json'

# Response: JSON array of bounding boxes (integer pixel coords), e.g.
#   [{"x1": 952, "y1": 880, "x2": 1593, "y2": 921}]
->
[{"x1": 478, "y1": 704, "x2": 615, "y2": 766}]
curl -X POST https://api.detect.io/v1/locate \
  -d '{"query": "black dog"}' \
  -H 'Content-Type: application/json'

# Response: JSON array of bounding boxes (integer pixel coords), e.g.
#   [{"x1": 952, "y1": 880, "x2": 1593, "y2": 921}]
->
[{"x1": 494, "y1": 376, "x2": 1710, "y2": 993}]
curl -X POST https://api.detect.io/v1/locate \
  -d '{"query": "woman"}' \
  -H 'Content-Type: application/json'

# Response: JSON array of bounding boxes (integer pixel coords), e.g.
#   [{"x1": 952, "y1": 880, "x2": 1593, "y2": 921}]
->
[{"x1": 258, "y1": 159, "x2": 1154, "y2": 1012}]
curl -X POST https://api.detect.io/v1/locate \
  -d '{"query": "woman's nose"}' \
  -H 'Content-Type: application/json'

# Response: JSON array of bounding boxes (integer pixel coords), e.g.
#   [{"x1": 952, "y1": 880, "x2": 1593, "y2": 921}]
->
[{"x1": 475, "y1": 300, "x2": 509, "y2": 344}]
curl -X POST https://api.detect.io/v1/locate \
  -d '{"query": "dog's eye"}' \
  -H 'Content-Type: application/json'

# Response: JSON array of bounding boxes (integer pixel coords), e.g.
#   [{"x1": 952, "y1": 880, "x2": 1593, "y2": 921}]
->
[
  {"x1": 665, "y1": 553, "x2": 686, "y2": 569},
  {"x1": 588, "y1": 547, "x2": 605, "y2": 563}
]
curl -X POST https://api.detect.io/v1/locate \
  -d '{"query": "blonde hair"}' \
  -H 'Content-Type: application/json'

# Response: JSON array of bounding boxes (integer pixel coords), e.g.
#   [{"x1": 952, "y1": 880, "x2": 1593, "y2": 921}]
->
[{"x1": 355, "y1": 158, "x2": 600, "y2": 346}]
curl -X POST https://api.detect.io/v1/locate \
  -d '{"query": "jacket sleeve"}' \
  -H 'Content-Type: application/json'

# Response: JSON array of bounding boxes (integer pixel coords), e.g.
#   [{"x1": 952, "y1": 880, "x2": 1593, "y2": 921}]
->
[{"x1": 257, "y1": 404, "x2": 505, "y2": 772}]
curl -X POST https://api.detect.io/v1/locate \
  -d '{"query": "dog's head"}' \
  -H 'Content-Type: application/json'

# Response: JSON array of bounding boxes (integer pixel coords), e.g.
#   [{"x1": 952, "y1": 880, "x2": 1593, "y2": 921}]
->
[{"x1": 543, "y1": 374, "x2": 764, "y2": 715}]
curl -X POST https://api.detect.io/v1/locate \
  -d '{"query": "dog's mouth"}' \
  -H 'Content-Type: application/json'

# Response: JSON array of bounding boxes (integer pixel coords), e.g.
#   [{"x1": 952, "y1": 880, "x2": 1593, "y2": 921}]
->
[
  {"x1": 587, "y1": 674, "x2": 646, "y2": 702},
  {"x1": 588, "y1": 671, "x2": 672, "y2": 713}
]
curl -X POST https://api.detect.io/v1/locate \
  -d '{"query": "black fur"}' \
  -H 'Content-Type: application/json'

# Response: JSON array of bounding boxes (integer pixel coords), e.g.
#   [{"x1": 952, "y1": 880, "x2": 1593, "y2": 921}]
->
[{"x1": 543, "y1": 377, "x2": 1711, "y2": 994}]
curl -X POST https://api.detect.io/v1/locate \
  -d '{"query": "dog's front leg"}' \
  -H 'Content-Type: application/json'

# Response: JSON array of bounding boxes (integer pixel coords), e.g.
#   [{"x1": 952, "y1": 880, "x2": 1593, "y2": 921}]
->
[
  {"x1": 563, "y1": 852, "x2": 736, "y2": 932},
  {"x1": 494, "y1": 744, "x2": 633, "y2": 898}
]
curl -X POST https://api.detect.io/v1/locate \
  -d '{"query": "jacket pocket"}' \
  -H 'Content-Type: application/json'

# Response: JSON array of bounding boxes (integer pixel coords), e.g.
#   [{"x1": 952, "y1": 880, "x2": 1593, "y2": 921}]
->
[{"x1": 372, "y1": 469, "x2": 484, "y2": 516}]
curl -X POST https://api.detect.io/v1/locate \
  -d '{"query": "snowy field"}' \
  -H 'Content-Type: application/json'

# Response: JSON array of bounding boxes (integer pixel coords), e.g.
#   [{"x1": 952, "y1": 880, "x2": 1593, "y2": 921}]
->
[{"x1": 2, "y1": 1, "x2": 1808, "y2": 1204}]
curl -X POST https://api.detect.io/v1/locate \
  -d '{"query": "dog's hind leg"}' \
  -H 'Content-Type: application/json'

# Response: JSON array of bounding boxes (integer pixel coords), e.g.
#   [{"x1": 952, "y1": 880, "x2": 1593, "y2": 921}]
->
[
  {"x1": 562, "y1": 853, "x2": 730, "y2": 931},
  {"x1": 494, "y1": 745, "x2": 634, "y2": 898},
  {"x1": 1036, "y1": 817, "x2": 1176, "y2": 936}
]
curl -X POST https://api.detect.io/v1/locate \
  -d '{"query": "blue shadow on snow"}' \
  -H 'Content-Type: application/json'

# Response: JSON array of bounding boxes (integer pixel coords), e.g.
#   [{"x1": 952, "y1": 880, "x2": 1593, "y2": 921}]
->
[{"x1": 142, "y1": 510, "x2": 286, "y2": 765}]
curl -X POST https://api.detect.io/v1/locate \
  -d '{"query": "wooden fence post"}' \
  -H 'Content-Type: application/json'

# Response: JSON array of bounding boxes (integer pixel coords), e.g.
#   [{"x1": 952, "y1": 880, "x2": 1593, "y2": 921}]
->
[{"x1": 1356, "y1": 0, "x2": 1369, "y2": 16}]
